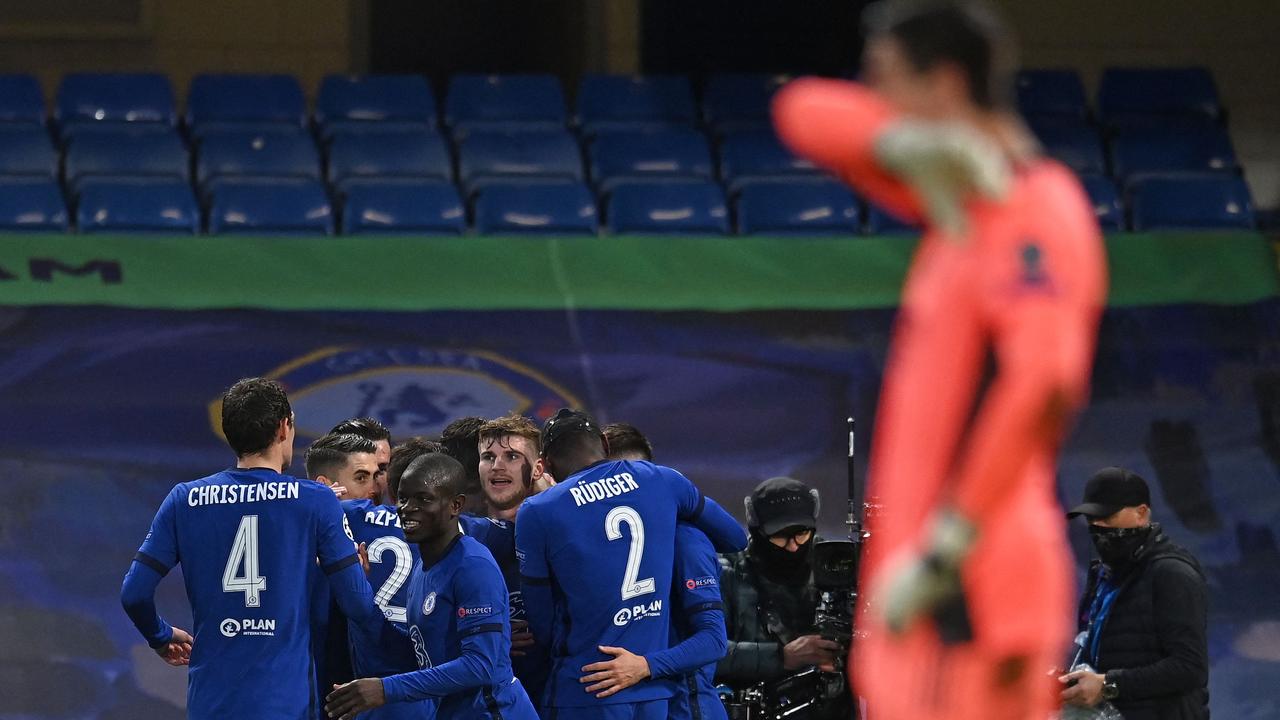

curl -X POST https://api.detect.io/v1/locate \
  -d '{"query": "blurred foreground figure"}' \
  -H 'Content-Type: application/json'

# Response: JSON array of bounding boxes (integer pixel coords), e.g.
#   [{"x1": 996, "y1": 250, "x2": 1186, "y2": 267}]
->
[{"x1": 773, "y1": 1, "x2": 1107, "y2": 718}]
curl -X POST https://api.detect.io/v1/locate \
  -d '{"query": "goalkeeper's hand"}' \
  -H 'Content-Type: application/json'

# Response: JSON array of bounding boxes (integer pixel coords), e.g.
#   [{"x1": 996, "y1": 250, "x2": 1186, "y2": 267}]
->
[
  {"x1": 874, "y1": 508, "x2": 977, "y2": 642},
  {"x1": 874, "y1": 120, "x2": 1011, "y2": 237}
]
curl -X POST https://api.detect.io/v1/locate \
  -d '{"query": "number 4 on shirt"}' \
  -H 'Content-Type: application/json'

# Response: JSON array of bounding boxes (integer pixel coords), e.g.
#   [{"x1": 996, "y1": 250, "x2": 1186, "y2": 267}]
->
[{"x1": 222, "y1": 515, "x2": 267, "y2": 607}]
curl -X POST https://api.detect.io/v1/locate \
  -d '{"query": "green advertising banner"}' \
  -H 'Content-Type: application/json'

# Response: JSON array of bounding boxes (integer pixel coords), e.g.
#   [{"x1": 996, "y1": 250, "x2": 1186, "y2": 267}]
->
[{"x1": 0, "y1": 232, "x2": 1274, "y2": 311}]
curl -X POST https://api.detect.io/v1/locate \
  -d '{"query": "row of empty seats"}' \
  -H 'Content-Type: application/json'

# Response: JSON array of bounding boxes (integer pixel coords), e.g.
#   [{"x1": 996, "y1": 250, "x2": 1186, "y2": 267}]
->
[
  {"x1": 0, "y1": 68, "x2": 1258, "y2": 235},
  {"x1": 0, "y1": 172, "x2": 1253, "y2": 236},
  {"x1": 0, "y1": 67, "x2": 1227, "y2": 136}
]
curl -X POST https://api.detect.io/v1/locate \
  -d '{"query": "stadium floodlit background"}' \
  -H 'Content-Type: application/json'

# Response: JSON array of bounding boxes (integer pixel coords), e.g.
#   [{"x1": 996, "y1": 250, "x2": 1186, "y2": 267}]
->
[{"x1": 0, "y1": 0, "x2": 1277, "y2": 717}]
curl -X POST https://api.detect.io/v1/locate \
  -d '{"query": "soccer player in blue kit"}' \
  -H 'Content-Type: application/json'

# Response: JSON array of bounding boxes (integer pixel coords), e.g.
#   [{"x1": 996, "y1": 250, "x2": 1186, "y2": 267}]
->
[
  {"x1": 516, "y1": 409, "x2": 747, "y2": 720},
  {"x1": 334, "y1": 440, "x2": 435, "y2": 719},
  {"x1": 326, "y1": 452, "x2": 538, "y2": 720},
  {"x1": 603, "y1": 425, "x2": 730, "y2": 720},
  {"x1": 120, "y1": 378, "x2": 388, "y2": 720}
]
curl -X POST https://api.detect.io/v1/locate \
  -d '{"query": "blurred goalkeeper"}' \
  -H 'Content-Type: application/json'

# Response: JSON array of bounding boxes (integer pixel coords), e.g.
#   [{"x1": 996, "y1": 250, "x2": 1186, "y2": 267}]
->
[{"x1": 773, "y1": 1, "x2": 1106, "y2": 719}]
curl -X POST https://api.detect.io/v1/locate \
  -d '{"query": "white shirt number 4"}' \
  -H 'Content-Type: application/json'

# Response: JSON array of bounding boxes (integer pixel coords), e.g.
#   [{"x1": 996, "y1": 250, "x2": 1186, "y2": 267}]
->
[{"x1": 223, "y1": 515, "x2": 267, "y2": 607}]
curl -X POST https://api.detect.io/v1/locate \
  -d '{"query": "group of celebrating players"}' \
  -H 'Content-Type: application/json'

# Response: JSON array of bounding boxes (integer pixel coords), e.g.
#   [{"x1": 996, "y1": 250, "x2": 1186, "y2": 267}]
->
[{"x1": 122, "y1": 378, "x2": 747, "y2": 720}]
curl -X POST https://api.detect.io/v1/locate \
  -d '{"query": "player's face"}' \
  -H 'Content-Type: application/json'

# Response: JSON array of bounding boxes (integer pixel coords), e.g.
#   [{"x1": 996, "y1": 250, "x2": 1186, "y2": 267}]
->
[
  {"x1": 372, "y1": 439, "x2": 391, "y2": 503},
  {"x1": 863, "y1": 37, "x2": 954, "y2": 120},
  {"x1": 478, "y1": 434, "x2": 541, "y2": 512},
  {"x1": 397, "y1": 476, "x2": 461, "y2": 543},
  {"x1": 331, "y1": 451, "x2": 379, "y2": 502}
]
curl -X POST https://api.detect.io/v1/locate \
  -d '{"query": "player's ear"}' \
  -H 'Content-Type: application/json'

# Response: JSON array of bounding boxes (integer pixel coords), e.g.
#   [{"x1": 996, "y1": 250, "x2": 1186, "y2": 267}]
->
[
  {"x1": 450, "y1": 493, "x2": 465, "y2": 515},
  {"x1": 275, "y1": 417, "x2": 291, "y2": 442},
  {"x1": 532, "y1": 457, "x2": 545, "y2": 480}
]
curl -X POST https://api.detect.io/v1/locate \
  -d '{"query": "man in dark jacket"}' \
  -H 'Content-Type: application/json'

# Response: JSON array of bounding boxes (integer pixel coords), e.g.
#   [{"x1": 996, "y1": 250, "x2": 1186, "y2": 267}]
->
[
  {"x1": 1062, "y1": 467, "x2": 1210, "y2": 720},
  {"x1": 716, "y1": 477, "x2": 851, "y2": 720}
]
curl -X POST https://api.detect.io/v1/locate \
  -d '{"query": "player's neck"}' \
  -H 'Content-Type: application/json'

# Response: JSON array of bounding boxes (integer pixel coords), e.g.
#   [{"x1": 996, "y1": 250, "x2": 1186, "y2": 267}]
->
[
  {"x1": 235, "y1": 448, "x2": 286, "y2": 473},
  {"x1": 971, "y1": 110, "x2": 1039, "y2": 167},
  {"x1": 418, "y1": 528, "x2": 462, "y2": 569},
  {"x1": 488, "y1": 503, "x2": 520, "y2": 522}
]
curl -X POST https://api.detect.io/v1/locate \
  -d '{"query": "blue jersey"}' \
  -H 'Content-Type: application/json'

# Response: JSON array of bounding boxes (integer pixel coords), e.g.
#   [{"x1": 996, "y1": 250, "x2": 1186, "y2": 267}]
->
[
  {"x1": 461, "y1": 513, "x2": 550, "y2": 707},
  {"x1": 382, "y1": 534, "x2": 538, "y2": 720},
  {"x1": 339, "y1": 499, "x2": 430, "y2": 720},
  {"x1": 125, "y1": 468, "x2": 370, "y2": 720},
  {"x1": 515, "y1": 459, "x2": 746, "y2": 709},
  {"x1": 669, "y1": 525, "x2": 729, "y2": 720}
]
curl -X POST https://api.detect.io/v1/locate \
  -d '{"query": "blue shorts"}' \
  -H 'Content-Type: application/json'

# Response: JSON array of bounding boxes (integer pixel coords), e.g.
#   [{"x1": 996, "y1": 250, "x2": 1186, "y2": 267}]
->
[{"x1": 542, "y1": 699, "x2": 666, "y2": 720}]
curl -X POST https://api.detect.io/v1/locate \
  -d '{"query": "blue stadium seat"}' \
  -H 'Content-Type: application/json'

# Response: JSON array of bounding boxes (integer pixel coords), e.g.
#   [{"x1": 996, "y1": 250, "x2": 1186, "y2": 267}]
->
[
  {"x1": 1016, "y1": 69, "x2": 1088, "y2": 118},
  {"x1": 327, "y1": 131, "x2": 451, "y2": 187},
  {"x1": 864, "y1": 204, "x2": 920, "y2": 235},
  {"x1": 55, "y1": 73, "x2": 176, "y2": 139},
  {"x1": 1128, "y1": 174, "x2": 1254, "y2": 231},
  {"x1": 1079, "y1": 174, "x2": 1124, "y2": 231},
  {"x1": 1110, "y1": 125, "x2": 1237, "y2": 181},
  {"x1": 456, "y1": 130, "x2": 582, "y2": 193},
  {"x1": 0, "y1": 126, "x2": 58, "y2": 177},
  {"x1": 606, "y1": 179, "x2": 728, "y2": 235},
  {"x1": 719, "y1": 129, "x2": 819, "y2": 193},
  {"x1": 75, "y1": 177, "x2": 198, "y2": 234},
  {"x1": 64, "y1": 128, "x2": 188, "y2": 190},
  {"x1": 445, "y1": 74, "x2": 566, "y2": 132},
  {"x1": 340, "y1": 179, "x2": 464, "y2": 235},
  {"x1": 186, "y1": 74, "x2": 307, "y2": 133},
  {"x1": 0, "y1": 74, "x2": 46, "y2": 125},
  {"x1": 589, "y1": 128, "x2": 713, "y2": 191},
  {"x1": 576, "y1": 74, "x2": 696, "y2": 134},
  {"x1": 473, "y1": 181, "x2": 598, "y2": 235},
  {"x1": 735, "y1": 178, "x2": 859, "y2": 235},
  {"x1": 316, "y1": 74, "x2": 437, "y2": 138},
  {"x1": 702, "y1": 73, "x2": 790, "y2": 132},
  {"x1": 0, "y1": 177, "x2": 67, "y2": 232},
  {"x1": 1098, "y1": 67, "x2": 1222, "y2": 125},
  {"x1": 1027, "y1": 116, "x2": 1106, "y2": 176},
  {"x1": 207, "y1": 178, "x2": 332, "y2": 235},
  {"x1": 197, "y1": 130, "x2": 321, "y2": 189}
]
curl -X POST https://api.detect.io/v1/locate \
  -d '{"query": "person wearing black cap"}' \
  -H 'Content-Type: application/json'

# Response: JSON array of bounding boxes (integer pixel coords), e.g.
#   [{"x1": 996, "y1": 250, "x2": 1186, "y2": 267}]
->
[
  {"x1": 714, "y1": 477, "x2": 852, "y2": 720},
  {"x1": 1061, "y1": 467, "x2": 1209, "y2": 720}
]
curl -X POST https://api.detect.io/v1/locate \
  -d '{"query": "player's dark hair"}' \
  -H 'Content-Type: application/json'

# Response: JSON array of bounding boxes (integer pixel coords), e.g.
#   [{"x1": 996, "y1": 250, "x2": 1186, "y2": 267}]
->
[
  {"x1": 387, "y1": 437, "x2": 445, "y2": 501},
  {"x1": 440, "y1": 416, "x2": 486, "y2": 483},
  {"x1": 329, "y1": 416, "x2": 392, "y2": 443},
  {"x1": 864, "y1": 0, "x2": 1016, "y2": 110},
  {"x1": 543, "y1": 430, "x2": 606, "y2": 478},
  {"x1": 221, "y1": 377, "x2": 293, "y2": 457},
  {"x1": 304, "y1": 432, "x2": 377, "y2": 480},
  {"x1": 603, "y1": 422, "x2": 653, "y2": 462},
  {"x1": 401, "y1": 452, "x2": 466, "y2": 499}
]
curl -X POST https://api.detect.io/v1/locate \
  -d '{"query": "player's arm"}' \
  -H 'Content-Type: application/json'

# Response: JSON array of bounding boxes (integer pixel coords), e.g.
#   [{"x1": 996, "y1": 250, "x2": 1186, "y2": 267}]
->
[
  {"x1": 514, "y1": 502, "x2": 555, "y2": 647},
  {"x1": 772, "y1": 78, "x2": 922, "y2": 223},
  {"x1": 120, "y1": 487, "x2": 192, "y2": 665},
  {"x1": 641, "y1": 529, "x2": 728, "y2": 678},
  {"x1": 315, "y1": 489, "x2": 403, "y2": 650},
  {"x1": 666, "y1": 469, "x2": 747, "y2": 553}
]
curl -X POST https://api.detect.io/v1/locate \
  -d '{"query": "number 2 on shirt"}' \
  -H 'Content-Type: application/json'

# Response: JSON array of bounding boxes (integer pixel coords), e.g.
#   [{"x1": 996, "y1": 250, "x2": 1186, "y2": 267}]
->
[
  {"x1": 606, "y1": 506, "x2": 656, "y2": 600},
  {"x1": 223, "y1": 515, "x2": 267, "y2": 607},
  {"x1": 366, "y1": 535, "x2": 413, "y2": 622}
]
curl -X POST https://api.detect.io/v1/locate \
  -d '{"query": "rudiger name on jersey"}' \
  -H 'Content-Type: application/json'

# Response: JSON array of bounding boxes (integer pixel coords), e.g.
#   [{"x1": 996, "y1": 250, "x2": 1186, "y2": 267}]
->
[{"x1": 568, "y1": 472, "x2": 641, "y2": 507}]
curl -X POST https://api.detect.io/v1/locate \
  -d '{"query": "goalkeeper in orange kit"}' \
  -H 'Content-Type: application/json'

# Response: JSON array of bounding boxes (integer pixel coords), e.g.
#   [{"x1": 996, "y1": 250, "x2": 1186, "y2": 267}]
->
[{"x1": 772, "y1": 1, "x2": 1107, "y2": 719}]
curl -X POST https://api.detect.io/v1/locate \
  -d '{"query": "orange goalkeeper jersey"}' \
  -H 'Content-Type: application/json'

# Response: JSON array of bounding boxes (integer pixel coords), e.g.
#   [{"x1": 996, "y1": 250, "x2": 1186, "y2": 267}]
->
[{"x1": 774, "y1": 78, "x2": 1107, "y2": 659}]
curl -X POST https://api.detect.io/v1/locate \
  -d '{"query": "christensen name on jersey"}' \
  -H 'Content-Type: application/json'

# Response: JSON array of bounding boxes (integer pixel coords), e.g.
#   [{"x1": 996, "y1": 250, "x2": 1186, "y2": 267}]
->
[
  {"x1": 568, "y1": 473, "x2": 640, "y2": 507},
  {"x1": 187, "y1": 481, "x2": 300, "y2": 507}
]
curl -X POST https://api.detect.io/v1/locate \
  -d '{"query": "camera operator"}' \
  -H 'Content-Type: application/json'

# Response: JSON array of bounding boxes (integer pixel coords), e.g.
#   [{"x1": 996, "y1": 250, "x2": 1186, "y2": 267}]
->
[{"x1": 716, "y1": 477, "x2": 853, "y2": 720}]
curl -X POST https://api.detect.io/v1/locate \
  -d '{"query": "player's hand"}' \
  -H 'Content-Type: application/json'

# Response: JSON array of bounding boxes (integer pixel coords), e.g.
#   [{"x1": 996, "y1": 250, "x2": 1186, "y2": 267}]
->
[
  {"x1": 1059, "y1": 669, "x2": 1105, "y2": 707},
  {"x1": 325, "y1": 678, "x2": 386, "y2": 720},
  {"x1": 330, "y1": 484, "x2": 348, "y2": 498},
  {"x1": 873, "y1": 508, "x2": 976, "y2": 641},
  {"x1": 875, "y1": 119, "x2": 1011, "y2": 237},
  {"x1": 155, "y1": 626, "x2": 193, "y2": 667},
  {"x1": 510, "y1": 619, "x2": 535, "y2": 657},
  {"x1": 580, "y1": 645, "x2": 651, "y2": 698},
  {"x1": 782, "y1": 634, "x2": 840, "y2": 672},
  {"x1": 357, "y1": 542, "x2": 370, "y2": 575},
  {"x1": 532, "y1": 471, "x2": 556, "y2": 495}
]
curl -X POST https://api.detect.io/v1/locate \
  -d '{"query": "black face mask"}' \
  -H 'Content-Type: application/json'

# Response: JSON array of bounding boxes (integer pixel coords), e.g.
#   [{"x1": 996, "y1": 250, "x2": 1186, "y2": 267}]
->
[
  {"x1": 1089, "y1": 524, "x2": 1153, "y2": 568},
  {"x1": 750, "y1": 529, "x2": 813, "y2": 582}
]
